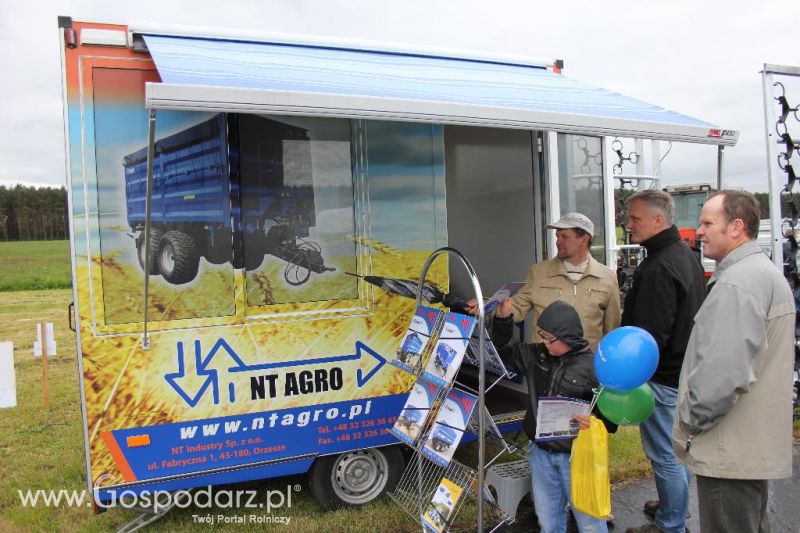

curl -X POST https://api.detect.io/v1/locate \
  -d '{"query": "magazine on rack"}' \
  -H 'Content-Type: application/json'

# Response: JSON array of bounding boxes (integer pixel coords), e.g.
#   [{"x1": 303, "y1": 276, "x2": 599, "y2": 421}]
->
[
  {"x1": 392, "y1": 305, "x2": 444, "y2": 372},
  {"x1": 391, "y1": 378, "x2": 441, "y2": 445},
  {"x1": 421, "y1": 476, "x2": 465, "y2": 533},
  {"x1": 421, "y1": 312, "x2": 476, "y2": 387},
  {"x1": 421, "y1": 387, "x2": 477, "y2": 467}
]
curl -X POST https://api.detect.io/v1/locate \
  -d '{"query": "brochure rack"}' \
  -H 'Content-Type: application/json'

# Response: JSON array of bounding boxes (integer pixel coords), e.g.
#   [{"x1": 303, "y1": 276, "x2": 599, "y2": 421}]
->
[{"x1": 388, "y1": 247, "x2": 521, "y2": 533}]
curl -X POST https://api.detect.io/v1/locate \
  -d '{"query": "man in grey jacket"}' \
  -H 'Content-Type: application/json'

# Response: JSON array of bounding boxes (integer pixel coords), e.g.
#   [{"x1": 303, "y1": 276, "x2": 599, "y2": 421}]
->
[{"x1": 672, "y1": 191, "x2": 795, "y2": 532}]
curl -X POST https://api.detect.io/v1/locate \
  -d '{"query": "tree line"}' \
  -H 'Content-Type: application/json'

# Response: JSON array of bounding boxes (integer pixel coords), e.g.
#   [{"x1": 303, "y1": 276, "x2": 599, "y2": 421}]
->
[
  {"x1": 0, "y1": 185, "x2": 68, "y2": 241},
  {"x1": 0, "y1": 184, "x2": 786, "y2": 243}
]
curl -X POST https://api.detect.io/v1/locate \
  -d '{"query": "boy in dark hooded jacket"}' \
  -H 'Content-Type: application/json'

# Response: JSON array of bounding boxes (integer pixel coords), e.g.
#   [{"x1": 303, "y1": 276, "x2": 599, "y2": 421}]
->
[{"x1": 492, "y1": 299, "x2": 613, "y2": 533}]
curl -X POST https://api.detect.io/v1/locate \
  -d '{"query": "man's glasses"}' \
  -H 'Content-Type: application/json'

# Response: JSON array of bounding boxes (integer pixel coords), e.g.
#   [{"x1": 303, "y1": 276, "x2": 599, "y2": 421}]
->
[{"x1": 537, "y1": 330, "x2": 558, "y2": 344}]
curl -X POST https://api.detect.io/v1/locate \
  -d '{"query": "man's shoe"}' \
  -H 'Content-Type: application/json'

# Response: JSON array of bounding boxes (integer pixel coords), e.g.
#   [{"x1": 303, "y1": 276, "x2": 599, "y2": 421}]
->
[
  {"x1": 624, "y1": 525, "x2": 665, "y2": 533},
  {"x1": 643, "y1": 500, "x2": 659, "y2": 519}
]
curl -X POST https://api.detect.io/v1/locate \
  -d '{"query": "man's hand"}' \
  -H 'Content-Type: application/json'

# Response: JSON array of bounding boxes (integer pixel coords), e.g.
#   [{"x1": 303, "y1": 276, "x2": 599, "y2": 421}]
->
[
  {"x1": 572, "y1": 414, "x2": 591, "y2": 430},
  {"x1": 464, "y1": 298, "x2": 479, "y2": 316},
  {"x1": 495, "y1": 299, "x2": 514, "y2": 318}
]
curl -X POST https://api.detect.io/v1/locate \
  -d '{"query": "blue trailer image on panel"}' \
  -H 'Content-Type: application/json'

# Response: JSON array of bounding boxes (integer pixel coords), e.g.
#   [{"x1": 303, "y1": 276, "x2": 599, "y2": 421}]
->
[
  {"x1": 429, "y1": 425, "x2": 458, "y2": 452},
  {"x1": 435, "y1": 343, "x2": 458, "y2": 373},
  {"x1": 397, "y1": 408, "x2": 424, "y2": 433},
  {"x1": 123, "y1": 113, "x2": 335, "y2": 285},
  {"x1": 398, "y1": 331, "x2": 425, "y2": 365}
]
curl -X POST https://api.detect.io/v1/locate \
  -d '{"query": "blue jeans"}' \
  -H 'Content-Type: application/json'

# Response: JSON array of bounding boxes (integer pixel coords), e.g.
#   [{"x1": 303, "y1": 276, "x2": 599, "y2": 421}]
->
[
  {"x1": 528, "y1": 443, "x2": 608, "y2": 533},
  {"x1": 639, "y1": 381, "x2": 691, "y2": 533}
]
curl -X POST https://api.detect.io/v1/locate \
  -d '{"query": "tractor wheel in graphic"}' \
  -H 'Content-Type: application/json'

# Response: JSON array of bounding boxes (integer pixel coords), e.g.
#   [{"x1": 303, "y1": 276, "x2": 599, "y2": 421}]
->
[
  {"x1": 136, "y1": 228, "x2": 163, "y2": 275},
  {"x1": 157, "y1": 231, "x2": 200, "y2": 284}
]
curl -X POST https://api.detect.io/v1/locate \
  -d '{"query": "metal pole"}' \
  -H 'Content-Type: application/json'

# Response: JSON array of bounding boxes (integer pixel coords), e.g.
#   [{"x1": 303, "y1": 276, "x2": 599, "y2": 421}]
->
[
  {"x1": 716, "y1": 145, "x2": 725, "y2": 191},
  {"x1": 762, "y1": 67, "x2": 784, "y2": 268},
  {"x1": 415, "y1": 247, "x2": 485, "y2": 532},
  {"x1": 602, "y1": 137, "x2": 616, "y2": 269},
  {"x1": 142, "y1": 108, "x2": 157, "y2": 350}
]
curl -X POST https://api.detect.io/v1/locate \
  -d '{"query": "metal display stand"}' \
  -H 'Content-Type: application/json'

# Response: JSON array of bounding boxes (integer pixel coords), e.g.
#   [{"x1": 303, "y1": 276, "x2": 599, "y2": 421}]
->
[{"x1": 388, "y1": 247, "x2": 520, "y2": 533}]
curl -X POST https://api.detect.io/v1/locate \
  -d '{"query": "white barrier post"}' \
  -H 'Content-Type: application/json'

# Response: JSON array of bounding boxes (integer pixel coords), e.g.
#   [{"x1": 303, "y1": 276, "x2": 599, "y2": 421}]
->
[
  {"x1": 40, "y1": 323, "x2": 49, "y2": 409},
  {"x1": 33, "y1": 322, "x2": 56, "y2": 357},
  {"x1": 0, "y1": 342, "x2": 16, "y2": 408}
]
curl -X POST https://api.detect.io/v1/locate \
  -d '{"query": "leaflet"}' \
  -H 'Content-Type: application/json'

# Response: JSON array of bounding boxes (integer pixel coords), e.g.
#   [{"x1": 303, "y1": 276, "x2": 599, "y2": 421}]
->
[
  {"x1": 391, "y1": 378, "x2": 441, "y2": 445},
  {"x1": 392, "y1": 305, "x2": 443, "y2": 372},
  {"x1": 421, "y1": 388, "x2": 477, "y2": 467},
  {"x1": 483, "y1": 282, "x2": 525, "y2": 315},
  {"x1": 421, "y1": 476, "x2": 465, "y2": 533},
  {"x1": 421, "y1": 311, "x2": 476, "y2": 387},
  {"x1": 534, "y1": 396, "x2": 591, "y2": 442}
]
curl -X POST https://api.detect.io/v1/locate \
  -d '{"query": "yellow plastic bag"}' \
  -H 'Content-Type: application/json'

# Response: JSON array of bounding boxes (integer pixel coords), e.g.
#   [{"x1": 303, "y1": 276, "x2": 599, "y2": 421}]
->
[{"x1": 570, "y1": 416, "x2": 611, "y2": 519}]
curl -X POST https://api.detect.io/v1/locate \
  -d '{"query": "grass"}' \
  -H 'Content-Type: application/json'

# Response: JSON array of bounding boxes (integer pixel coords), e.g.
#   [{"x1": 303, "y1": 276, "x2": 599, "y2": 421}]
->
[
  {"x1": 1, "y1": 288, "x2": 796, "y2": 532},
  {"x1": 0, "y1": 240, "x2": 72, "y2": 292}
]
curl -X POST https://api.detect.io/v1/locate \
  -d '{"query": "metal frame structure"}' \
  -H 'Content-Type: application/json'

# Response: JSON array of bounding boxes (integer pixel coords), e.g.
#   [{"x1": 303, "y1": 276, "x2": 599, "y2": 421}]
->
[
  {"x1": 762, "y1": 63, "x2": 800, "y2": 268},
  {"x1": 415, "y1": 247, "x2": 489, "y2": 532}
]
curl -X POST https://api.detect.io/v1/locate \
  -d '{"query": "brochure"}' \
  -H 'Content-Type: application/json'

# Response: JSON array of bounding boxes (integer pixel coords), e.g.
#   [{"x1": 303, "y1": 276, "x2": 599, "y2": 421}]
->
[
  {"x1": 421, "y1": 312, "x2": 476, "y2": 387},
  {"x1": 391, "y1": 378, "x2": 441, "y2": 445},
  {"x1": 534, "y1": 396, "x2": 591, "y2": 442},
  {"x1": 421, "y1": 476, "x2": 465, "y2": 533},
  {"x1": 483, "y1": 282, "x2": 525, "y2": 315},
  {"x1": 421, "y1": 388, "x2": 477, "y2": 467},
  {"x1": 392, "y1": 305, "x2": 444, "y2": 372}
]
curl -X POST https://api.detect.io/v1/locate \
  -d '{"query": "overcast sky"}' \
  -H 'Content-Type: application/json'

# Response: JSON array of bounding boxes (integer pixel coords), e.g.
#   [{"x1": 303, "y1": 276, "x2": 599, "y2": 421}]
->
[{"x1": 0, "y1": 0, "x2": 796, "y2": 192}]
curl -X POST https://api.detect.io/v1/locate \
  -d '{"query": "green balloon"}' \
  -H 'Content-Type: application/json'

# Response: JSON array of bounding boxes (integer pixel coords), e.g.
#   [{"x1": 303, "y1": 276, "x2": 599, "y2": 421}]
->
[{"x1": 596, "y1": 384, "x2": 655, "y2": 425}]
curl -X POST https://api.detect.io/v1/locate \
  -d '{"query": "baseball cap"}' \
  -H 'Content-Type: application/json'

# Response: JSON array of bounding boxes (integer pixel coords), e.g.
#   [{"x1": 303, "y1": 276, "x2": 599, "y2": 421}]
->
[{"x1": 546, "y1": 212, "x2": 594, "y2": 235}]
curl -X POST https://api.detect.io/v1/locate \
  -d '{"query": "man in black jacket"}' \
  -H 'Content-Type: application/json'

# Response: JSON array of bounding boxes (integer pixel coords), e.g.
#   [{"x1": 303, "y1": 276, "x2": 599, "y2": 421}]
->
[
  {"x1": 622, "y1": 189, "x2": 706, "y2": 533},
  {"x1": 493, "y1": 299, "x2": 613, "y2": 533}
]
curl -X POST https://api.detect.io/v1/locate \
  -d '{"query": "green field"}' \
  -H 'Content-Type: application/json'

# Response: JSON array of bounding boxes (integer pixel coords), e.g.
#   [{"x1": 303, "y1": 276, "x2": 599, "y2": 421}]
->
[{"x1": 0, "y1": 240, "x2": 72, "y2": 292}]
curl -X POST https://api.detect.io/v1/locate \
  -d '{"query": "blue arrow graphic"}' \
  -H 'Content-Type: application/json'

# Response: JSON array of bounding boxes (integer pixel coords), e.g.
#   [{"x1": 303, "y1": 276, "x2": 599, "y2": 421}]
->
[
  {"x1": 165, "y1": 339, "x2": 386, "y2": 407},
  {"x1": 164, "y1": 340, "x2": 220, "y2": 407}
]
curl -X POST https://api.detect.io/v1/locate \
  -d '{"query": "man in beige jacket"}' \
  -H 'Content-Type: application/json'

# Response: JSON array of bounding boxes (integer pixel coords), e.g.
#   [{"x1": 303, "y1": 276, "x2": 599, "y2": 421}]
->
[
  {"x1": 468, "y1": 212, "x2": 620, "y2": 351},
  {"x1": 672, "y1": 191, "x2": 795, "y2": 532}
]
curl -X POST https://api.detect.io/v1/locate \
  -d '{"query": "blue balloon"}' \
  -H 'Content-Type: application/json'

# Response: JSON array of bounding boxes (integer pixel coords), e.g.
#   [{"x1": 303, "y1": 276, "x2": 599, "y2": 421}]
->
[{"x1": 594, "y1": 327, "x2": 659, "y2": 391}]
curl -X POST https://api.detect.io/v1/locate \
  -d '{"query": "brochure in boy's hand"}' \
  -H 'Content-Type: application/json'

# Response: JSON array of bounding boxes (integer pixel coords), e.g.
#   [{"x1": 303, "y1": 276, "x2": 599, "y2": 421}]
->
[
  {"x1": 483, "y1": 282, "x2": 525, "y2": 315},
  {"x1": 391, "y1": 378, "x2": 441, "y2": 445},
  {"x1": 421, "y1": 476, "x2": 465, "y2": 533},
  {"x1": 421, "y1": 388, "x2": 477, "y2": 467},
  {"x1": 392, "y1": 305, "x2": 444, "y2": 372},
  {"x1": 534, "y1": 396, "x2": 591, "y2": 442},
  {"x1": 421, "y1": 312, "x2": 476, "y2": 387}
]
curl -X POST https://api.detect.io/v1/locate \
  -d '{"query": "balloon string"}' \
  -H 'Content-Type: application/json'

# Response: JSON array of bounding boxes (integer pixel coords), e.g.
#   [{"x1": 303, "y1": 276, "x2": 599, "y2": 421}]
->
[{"x1": 588, "y1": 385, "x2": 604, "y2": 416}]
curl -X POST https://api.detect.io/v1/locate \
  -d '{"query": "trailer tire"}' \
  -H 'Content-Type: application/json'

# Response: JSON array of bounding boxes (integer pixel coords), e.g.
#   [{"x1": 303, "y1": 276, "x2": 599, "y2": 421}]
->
[
  {"x1": 308, "y1": 446, "x2": 403, "y2": 510},
  {"x1": 157, "y1": 231, "x2": 200, "y2": 284},
  {"x1": 136, "y1": 228, "x2": 163, "y2": 275},
  {"x1": 206, "y1": 244, "x2": 231, "y2": 265}
]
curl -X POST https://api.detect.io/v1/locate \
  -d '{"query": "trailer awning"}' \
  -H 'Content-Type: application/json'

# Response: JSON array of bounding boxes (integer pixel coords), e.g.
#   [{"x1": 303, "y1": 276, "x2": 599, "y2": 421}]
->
[{"x1": 142, "y1": 34, "x2": 738, "y2": 146}]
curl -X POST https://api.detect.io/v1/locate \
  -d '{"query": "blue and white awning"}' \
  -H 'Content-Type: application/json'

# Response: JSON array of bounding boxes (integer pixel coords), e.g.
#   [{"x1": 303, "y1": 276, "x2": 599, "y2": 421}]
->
[{"x1": 142, "y1": 33, "x2": 737, "y2": 146}]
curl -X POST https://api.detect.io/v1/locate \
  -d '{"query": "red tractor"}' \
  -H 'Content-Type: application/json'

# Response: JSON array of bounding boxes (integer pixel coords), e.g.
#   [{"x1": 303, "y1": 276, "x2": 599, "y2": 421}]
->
[{"x1": 663, "y1": 184, "x2": 715, "y2": 277}]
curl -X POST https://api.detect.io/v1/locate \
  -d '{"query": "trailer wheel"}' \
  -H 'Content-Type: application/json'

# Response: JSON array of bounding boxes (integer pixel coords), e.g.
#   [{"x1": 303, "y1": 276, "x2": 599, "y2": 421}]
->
[
  {"x1": 309, "y1": 446, "x2": 403, "y2": 510},
  {"x1": 157, "y1": 231, "x2": 200, "y2": 284},
  {"x1": 136, "y1": 228, "x2": 163, "y2": 275},
  {"x1": 206, "y1": 238, "x2": 232, "y2": 265}
]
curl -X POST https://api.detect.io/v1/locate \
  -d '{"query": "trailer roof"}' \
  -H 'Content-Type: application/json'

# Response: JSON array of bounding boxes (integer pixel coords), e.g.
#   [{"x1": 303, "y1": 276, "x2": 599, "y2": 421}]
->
[{"x1": 141, "y1": 33, "x2": 738, "y2": 146}]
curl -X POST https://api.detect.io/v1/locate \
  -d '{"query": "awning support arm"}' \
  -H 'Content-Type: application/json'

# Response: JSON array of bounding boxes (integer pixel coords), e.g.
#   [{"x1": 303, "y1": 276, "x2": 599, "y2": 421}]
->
[{"x1": 141, "y1": 108, "x2": 157, "y2": 350}]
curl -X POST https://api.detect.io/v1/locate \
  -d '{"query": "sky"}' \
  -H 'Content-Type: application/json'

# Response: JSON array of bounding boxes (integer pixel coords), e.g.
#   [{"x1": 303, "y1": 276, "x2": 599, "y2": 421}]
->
[{"x1": 0, "y1": 0, "x2": 796, "y2": 192}]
